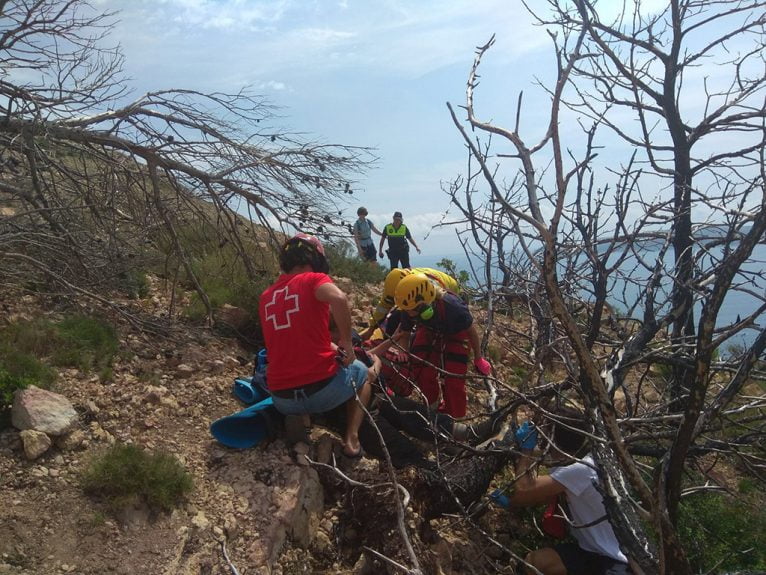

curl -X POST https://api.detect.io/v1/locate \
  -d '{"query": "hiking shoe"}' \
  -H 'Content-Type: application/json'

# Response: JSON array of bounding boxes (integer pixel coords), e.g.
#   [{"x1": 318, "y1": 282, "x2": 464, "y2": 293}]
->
[{"x1": 467, "y1": 404, "x2": 514, "y2": 446}]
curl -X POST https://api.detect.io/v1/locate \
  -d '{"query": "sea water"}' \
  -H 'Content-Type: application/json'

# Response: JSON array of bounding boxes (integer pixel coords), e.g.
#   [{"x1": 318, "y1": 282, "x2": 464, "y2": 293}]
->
[{"x1": 407, "y1": 247, "x2": 765, "y2": 349}]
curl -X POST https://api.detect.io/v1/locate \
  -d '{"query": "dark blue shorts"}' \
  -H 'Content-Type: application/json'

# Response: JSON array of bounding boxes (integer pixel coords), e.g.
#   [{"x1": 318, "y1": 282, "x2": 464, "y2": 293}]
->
[
  {"x1": 554, "y1": 543, "x2": 629, "y2": 575},
  {"x1": 360, "y1": 243, "x2": 377, "y2": 262}
]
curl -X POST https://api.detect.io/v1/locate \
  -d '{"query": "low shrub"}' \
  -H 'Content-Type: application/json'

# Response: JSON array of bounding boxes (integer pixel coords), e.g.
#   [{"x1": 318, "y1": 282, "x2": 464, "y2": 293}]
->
[
  {"x1": 121, "y1": 269, "x2": 150, "y2": 299},
  {"x1": 0, "y1": 358, "x2": 53, "y2": 427},
  {"x1": 184, "y1": 250, "x2": 272, "y2": 322},
  {"x1": 436, "y1": 258, "x2": 471, "y2": 289},
  {"x1": 0, "y1": 343, "x2": 57, "y2": 427},
  {"x1": 325, "y1": 241, "x2": 387, "y2": 285},
  {"x1": 51, "y1": 315, "x2": 119, "y2": 371},
  {"x1": 0, "y1": 318, "x2": 59, "y2": 358},
  {"x1": 0, "y1": 350, "x2": 56, "y2": 388},
  {"x1": 184, "y1": 239, "x2": 384, "y2": 325},
  {"x1": 679, "y1": 489, "x2": 766, "y2": 573},
  {"x1": 0, "y1": 314, "x2": 118, "y2": 385},
  {"x1": 81, "y1": 444, "x2": 193, "y2": 513},
  {"x1": 485, "y1": 343, "x2": 503, "y2": 363},
  {"x1": 0, "y1": 368, "x2": 35, "y2": 425},
  {"x1": 0, "y1": 314, "x2": 119, "y2": 370}
]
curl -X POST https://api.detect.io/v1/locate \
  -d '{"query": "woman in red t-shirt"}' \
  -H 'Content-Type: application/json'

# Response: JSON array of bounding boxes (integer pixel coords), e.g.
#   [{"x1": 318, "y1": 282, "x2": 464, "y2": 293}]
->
[{"x1": 259, "y1": 233, "x2": 375, "y2": 457}]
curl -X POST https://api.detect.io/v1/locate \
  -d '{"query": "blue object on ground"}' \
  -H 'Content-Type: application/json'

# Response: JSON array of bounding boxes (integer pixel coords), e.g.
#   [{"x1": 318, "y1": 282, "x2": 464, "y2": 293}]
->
[
  {"x1": 210, "y1": 396, "x2": 279, "y2": 449},
  {"x1": 233, "y1": 375, "x2": 269, "y2": 405},
  {"x1": 256, "y1": 348, "x2": 268, "y2": 374}
]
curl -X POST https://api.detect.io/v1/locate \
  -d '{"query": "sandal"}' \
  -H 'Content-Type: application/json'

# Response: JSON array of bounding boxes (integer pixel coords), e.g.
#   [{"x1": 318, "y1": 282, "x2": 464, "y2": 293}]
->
[{"x1": 341, "y1": 445, "x2": 364, "y2": 459}]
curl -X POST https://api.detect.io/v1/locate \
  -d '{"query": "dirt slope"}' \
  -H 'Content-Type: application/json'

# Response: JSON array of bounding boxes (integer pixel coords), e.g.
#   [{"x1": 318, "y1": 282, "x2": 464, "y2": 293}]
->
[{"x1": 0, "y1": 279, "x2": 523, "y2": 575}]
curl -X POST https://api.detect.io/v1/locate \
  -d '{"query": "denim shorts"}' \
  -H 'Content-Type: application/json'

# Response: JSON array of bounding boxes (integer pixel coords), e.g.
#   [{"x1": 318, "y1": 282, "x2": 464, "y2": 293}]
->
[{"x1": 271, "y1": 360, "x2": 369, "y2": 415}]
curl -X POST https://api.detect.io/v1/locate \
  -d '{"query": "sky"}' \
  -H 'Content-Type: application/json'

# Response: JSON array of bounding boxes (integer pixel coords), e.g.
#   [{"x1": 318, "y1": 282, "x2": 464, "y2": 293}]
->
[
  {"x1": 90, "y1": 0, "x2": 759, "y2": 267},
  {"x1": 94, "y1": 0, "x2": 554, "y2": 261}
]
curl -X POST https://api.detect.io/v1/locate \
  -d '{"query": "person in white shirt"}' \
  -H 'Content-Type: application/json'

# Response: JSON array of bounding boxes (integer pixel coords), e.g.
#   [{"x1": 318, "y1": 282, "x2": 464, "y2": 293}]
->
[{"x1": 509, "y1": 408, "x2": 630, "y2": 575}]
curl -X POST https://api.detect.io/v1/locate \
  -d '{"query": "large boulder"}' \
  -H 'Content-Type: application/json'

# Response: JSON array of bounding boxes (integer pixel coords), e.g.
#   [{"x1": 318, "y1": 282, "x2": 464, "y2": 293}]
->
[
  {"x1": 12, "y1": 386, "x2": 78, "y2": 436},
  {"x1": 247, "y1": 466, "x2": 324, "y2": 572}
]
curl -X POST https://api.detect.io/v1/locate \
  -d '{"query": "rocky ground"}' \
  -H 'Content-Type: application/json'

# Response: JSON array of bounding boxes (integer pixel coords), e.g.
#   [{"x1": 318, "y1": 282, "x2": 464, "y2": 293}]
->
[{"x1": 0, "y1": 277, "x2": 526, "y2": 575}]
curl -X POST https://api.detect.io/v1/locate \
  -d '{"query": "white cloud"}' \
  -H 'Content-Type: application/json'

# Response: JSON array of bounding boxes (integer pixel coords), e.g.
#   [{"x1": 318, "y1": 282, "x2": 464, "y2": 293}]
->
[
  {"x1": 257, "y1": 80, "x2": 290, "y2": 92},
  {"x1": 108, "y1": 0, "x2": 546, "y2": 83},
  {"x1": 152, "y1": 0, "x2": 290, "y2": 30}
]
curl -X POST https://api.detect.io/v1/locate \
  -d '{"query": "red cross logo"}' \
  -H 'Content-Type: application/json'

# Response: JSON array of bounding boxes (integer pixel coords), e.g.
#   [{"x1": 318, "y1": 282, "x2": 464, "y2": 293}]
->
[{"x1": 264, "y1": 287, "x2": 300, "y2": 330}]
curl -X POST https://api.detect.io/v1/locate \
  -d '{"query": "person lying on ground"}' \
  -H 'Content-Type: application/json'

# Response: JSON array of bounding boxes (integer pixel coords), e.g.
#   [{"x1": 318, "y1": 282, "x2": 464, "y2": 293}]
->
[
  {"x1": 301, "y1": 341, "x2": 506, "y2": 468},
  {"x1": 311, "y1": 370, "x2": 519, "y2": 518}
]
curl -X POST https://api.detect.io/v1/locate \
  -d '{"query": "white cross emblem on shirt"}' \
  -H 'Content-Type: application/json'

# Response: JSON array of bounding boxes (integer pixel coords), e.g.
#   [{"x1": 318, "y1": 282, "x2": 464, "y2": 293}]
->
[{"x1": 264, "y1": 287, "x2": 300, "y2": 330}]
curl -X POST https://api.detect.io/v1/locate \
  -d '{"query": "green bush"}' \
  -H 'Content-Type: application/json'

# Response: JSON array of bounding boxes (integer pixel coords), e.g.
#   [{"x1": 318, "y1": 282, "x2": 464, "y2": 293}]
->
[
  {"x1": 511, "y1": 366, "x2": 528, "y2": 381},
  {"x1": 0, "y1": 350, "x2": 56, "y2": 388},
  {"x1": 436, "y1": 258, "x2": 471, "y2": 289},
  {"x1": 184, "y1": 247, "x2": 272, "y2": 321},
  {"x1": 0, "y1": 318, "x2": 60, "y2": 358},
  {"x1": 122, "y1": 269, "x2": 150, "y2": 299},
  {"x1": 0, "y1": 333, "x2": 57, "y2": 426},
  {"x1": 81, "y1": 444, "x2": 193, "y2": 513},
  {"x1": 0, "y1": 359, "x2": 53, "y2": 428},
  {"x1": 185, "y1": 239, "x2": 385, "y2": 323},
  {"x1": 0, "y1": 368, "x2": 35, "y2": 414},
  {"x1": 485, "y1": 343, "x2": 502, "y2": 363},
  {"x1": 51, "y1": 315, "x2": 119, "y2": 371},
  {"x1": 0, "y1": 314, "x2": 118, "y2": 380},
  {"x1": 678, "y1": 490, "x2": 766, "y2": 572},
  {"x1": 326, "y1": 241, "x2": 387, "y2": 285}
]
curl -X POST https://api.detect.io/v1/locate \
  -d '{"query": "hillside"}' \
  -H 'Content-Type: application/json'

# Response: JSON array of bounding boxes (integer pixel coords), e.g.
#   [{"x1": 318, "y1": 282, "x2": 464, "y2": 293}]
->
[
  {"x1": 2, "y1": 270, "x2": 765, "y2": 575},
  {"x1": 0, "y1": 275, "x2": 527, "y2": 575}
]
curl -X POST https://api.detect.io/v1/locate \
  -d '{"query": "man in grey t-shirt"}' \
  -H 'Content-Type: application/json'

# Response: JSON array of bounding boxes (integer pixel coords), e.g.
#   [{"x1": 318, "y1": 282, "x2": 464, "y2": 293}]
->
[{"x1": 353, "y1": 207, "x2": 382, "y2": 264}]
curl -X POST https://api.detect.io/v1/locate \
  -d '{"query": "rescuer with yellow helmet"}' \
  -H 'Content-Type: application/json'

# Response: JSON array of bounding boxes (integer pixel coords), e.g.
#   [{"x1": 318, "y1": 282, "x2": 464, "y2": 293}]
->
[
  {"x1": 361, "y1": 267, "x2": 460, "y2": 341},
  {"x1": 388, "y1": 273, "x2": 491, "y2": 418}
]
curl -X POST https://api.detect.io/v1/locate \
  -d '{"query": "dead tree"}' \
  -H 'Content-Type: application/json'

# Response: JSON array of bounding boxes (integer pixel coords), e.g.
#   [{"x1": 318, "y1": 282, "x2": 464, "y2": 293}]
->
[
  {"x1": 446, "y1": 1, "x2": 766, "y2": 572},
  {"x1": 0, "y1": 0, "x2": 374, "y2": 318}
]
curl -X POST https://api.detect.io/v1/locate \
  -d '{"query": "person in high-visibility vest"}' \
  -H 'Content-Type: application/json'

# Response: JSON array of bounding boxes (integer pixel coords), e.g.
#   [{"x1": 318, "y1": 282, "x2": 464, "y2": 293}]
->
[{"x1": 379, "y1": 211, "x2": 420, "y2": 269}]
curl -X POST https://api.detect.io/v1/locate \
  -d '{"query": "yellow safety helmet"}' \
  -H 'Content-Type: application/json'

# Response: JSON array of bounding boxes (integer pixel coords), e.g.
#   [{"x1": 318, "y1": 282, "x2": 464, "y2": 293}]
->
[
  {"x1": 395, "y1": 273, "x2": 436, "y2": 311},
  {"x1": 383, "y1": 268, "x2": 410, "y2": 305}
]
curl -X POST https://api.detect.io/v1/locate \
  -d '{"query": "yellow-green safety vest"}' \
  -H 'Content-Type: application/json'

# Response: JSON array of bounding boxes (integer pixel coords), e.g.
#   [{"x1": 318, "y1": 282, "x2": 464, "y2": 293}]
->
[{"x1": 385, "y1": 223, "x2": 408, "y2": 237}]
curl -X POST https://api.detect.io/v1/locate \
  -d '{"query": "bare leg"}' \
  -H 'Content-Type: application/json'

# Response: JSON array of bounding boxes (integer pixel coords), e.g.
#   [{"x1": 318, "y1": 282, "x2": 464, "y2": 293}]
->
[
  {"x1": 524, "y1": 548, "x2": 567, "y2": 575},
  {"x1": 343, "y1": 381, "x2": 371, "y2": 455},
  {"x1": 343, "y1": 357, "x2": 379, "y2": 456}
]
